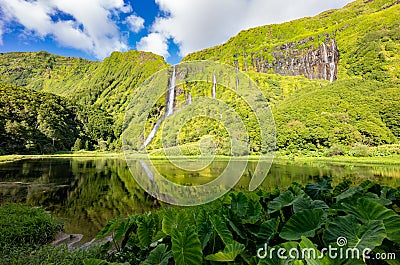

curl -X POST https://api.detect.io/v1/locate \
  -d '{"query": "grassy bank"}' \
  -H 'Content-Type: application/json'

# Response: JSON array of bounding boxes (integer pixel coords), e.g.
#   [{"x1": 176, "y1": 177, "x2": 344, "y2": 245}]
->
[
  {"x1": 0, "y1": 151, "x2": 125, "y2": 164},
  {"x1": 2, "y1": 150, "x2": 400, "y2": 167},
  {"x1": 0, "y1": 204, "x2": 100, "y2": 265}
]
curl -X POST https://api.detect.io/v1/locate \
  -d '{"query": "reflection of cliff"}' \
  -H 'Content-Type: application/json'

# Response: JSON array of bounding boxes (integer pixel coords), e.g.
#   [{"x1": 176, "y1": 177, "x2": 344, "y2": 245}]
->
[{"x1": 240, "y1": 34, "x2": 339, "y2": 82}]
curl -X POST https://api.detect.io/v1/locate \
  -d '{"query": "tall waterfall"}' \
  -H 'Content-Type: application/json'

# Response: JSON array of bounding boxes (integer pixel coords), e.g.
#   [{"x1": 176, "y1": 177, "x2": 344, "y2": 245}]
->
[
  {"x1": 329, "y1": 40, "x2": 336, "y2": 82},
  {"x1": 140, "y1": 118, "x2": 164, "y2": 150},
  {"x1": 187, "y1": 91, "x2": 192, "y2": 105},
  {"x1": 212, "y1": 72, "x2": 217, "y2": 99},
  {"x1": 166, "y1": 66, "x2": 176, "y2": 116},
  {"x1": 322, "y1": 42, "x2": 329, "y2": 80},
  {"x1": 140, "y1": 66, "x2": 176, "y2": 150}
]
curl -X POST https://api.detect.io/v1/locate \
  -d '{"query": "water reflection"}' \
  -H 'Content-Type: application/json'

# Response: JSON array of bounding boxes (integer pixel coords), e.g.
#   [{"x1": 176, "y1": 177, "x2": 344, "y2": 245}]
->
[{"x1": 0, "y1": 158, "x2": 400, "y2": 242}]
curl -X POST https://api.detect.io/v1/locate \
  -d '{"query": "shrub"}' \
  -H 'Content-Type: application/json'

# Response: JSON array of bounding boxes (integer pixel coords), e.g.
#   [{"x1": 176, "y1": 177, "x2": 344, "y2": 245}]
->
[
  {"x1": 349, "y1": 144, "x2": 370, "y2": 157},
  {"x1": 0, "y1": 204, "x2": 62, "y2": 250}
]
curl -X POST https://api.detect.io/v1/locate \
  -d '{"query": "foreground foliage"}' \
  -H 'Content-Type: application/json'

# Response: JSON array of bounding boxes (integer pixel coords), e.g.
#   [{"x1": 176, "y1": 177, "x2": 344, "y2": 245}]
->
[
  {"x1": 0, "y1": 203, "x2": 100, "y2": 265},
  {"x1": 89, "y1": 178, "x2": 400, "y2": 264}
]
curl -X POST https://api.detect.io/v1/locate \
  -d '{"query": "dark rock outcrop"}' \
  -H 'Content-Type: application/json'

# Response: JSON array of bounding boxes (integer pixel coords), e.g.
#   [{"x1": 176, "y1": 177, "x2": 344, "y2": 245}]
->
[{"x1": 242, "y1": 34, "x2": 339, "y2": 82}]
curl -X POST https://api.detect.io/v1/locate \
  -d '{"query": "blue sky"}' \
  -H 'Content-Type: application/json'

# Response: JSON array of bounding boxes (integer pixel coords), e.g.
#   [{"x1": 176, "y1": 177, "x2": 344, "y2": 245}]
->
[{"x1": 0, "y1": 0, "x2": 354, "y2": 64}]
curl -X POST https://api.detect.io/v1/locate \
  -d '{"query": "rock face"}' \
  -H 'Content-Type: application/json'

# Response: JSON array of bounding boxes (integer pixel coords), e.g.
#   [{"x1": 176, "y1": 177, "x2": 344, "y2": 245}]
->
[{"x1": 242, "y1": 34, "x2": 339, "y2": 82}]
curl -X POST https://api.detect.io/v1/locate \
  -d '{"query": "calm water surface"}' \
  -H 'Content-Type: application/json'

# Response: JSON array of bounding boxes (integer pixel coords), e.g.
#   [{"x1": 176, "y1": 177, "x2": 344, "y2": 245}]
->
[{"x1": 1, "y1": 157, "x2": 400, "y2": 242}]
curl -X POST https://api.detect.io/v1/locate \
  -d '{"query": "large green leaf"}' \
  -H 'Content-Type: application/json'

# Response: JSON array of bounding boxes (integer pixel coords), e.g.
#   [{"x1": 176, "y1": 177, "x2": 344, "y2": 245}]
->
[
  {"x1": 244, "y1": 198, "x2": 262, "y2": 224},
  {"x1": 257, "y1": 218, "x2": 278, "y2": 246},
  {"x1": 334, "y1": 186, "x2": 363, "y2": 202},
  {"x1": 323, "y1": 215, "x2": 386, "y2": 251},
  {"x1": 205, "y1": 241, "x2": 245, "y2": 262},
  {"x1": 226, "y1": 210, "x2": 247, "y2": 239},
  {"x1": 162, "y1": 210, "x2": 190, "y2": 236},
  {"x1": 96, "y1": 215, "x2": 121, "y2": 239},
  {"x1": 305, "y1": 178, "x2": 332, "y2": 200},
  {"x1": 230, "y1": 192, "x2": 249, "y2": 216},
  {"x1": 339, "y1": 198, "x2": 394, "y2": 222},
  {"x1": 338, "y1": 197, "x2": 400, "y2": 244},
  {"x1": 293, "y1": 197, "x2": 328, "y2": 214},
  {"x1": 171, "y1": 227, "x2": 202, "y2": 265},
  {"x1": 268, "y1": 190, "x2": 296, "y2": 214},
  {"x1": 383, "y1": 214, "x2": 400, "y2": 244},
  {"x1": 280, "y1": 209, "x2": 325, "y2": 240},
  {"x1": 141, "y1": 244, "x2": 172, "y2": 265},
  {"x1": 196, "y1": 212, "x2": 213, "y2": 249},
  {"x1": 210, "y1": 214, "x2": 234, "y2": 245},
  {"x1": 137, "y1": 215, "x2": 156, "y2": 248}
]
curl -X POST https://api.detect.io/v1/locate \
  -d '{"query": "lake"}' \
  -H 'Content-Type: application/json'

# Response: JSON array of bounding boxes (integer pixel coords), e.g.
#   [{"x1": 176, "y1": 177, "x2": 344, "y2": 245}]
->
[{"x1": 1, "y1": 157, "x2": 400, "y2": 243}]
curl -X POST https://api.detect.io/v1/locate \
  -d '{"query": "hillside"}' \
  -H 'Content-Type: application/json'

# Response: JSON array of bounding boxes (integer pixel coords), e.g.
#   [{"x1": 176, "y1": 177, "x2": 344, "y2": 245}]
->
[
  {"x1": 183, "y1": 0, "x2": 400, "y2": 83},
  {"x1": 177, "y1": 0, "x2": 400, "y2": 155},
  {"x1": 0, "y1": 51, "x2": 167, "y2": 137},
  {"x1": 0, "y1": 0, "x2": 399, "y2": 155},
  {"x1": 0, "y1": 83, "x2": 114, "y2": 154}
]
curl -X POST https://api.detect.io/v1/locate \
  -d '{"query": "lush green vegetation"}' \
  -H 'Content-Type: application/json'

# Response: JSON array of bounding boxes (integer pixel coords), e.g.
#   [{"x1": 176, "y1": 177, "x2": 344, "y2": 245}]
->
[
  {"x1": 0, "y1": 204, "x2": 62, "y2": 249},
  {"x1": 0, "y1": 50, "x2": 167, "y2": 146},
  {"x1": 80, "y1": 178, "x2": 400, "y2": 264},
  {"x1": 0, "y1": 83, "x2": 114, "y2": 154},
  {"x1": 183, "y1": 0, "x2": 400, "y2": 82},
  {"x1": 175, "y1": 0, "x2": 400, "y2": 155},
  {"x1": 0, "y1": 204, "x2": 101, "y2": 265},
  {"x1": 0, "y1": 0, "x2": 399, "y2": 156}
]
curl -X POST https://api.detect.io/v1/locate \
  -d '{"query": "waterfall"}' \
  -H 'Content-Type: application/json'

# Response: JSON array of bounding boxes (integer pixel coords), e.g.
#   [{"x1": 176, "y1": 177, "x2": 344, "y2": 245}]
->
[
  {"x1": 212, "y1": 72, "x2": 217, "y2": 99},
  {"x1": 187, "y1": 91, "x2": 192, "y2": 105},
  {"x1": 329, "y1": 40, "x2": 336, "y2": 82},
  {"x1": 235, "y1": 76, "x2": 239, "y2": 91},
  {"x1": 140, "y1": 66, "x2": 176, "y2": 150},
  {"x1": 166, "y1": 66, "x2": 176, "y2": 116},
  {"x1": 140, "y1": 118, "x2": 164, "y2": 150},
  {"x1": 322, "y1": 42, "x2": 329, "y2": 80}
]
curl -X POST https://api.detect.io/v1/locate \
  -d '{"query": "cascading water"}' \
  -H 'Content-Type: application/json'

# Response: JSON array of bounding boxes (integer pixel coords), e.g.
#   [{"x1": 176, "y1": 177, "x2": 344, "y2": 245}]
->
[
  {"x1": 212, "y1": 72, "x2": 217, "y2": 99},
  {"x1": 187, "y1": 91, "x2": 192, "y2": 105},
  {"x1": 166, "y1": 66, "x2": 176, "y2": 116},
  {"x1": 140, "y1": 66, "x2": 176, "y2": 150},
  {"x1": 329, "y1": 40, "x2": 336, "y2": 82},
  {"x1": 322, "y1": 42, "x2": 329, "y2": 80}
]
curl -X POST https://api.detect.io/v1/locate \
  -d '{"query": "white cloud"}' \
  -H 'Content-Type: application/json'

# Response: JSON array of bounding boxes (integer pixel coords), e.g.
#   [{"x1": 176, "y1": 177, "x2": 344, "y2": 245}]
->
[
  {"x1": 126, "y1": 14, "x2": 145, "y2": 33},
  {"x1": 138, "y1": 0, "x2": 354, "y2": 57},
  {"x1": 136, "y1": 32, "x2": 169, "y2": 58},
  {"x1": 0, "y1": 0, "x2": 134, "y2": 59}
]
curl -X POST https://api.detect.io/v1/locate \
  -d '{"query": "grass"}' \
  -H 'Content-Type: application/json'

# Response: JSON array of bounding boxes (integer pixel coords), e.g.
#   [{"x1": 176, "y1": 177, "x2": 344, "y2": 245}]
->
[
  {"x1": 0, "y1": 151, "x2": 125, "y2": 164},
  {"x1": 0, "y1": 204, "x2": 62, "y2": 249},
  {"x1": 0, "y1": 204, "x2": 101, "y2": 265}
]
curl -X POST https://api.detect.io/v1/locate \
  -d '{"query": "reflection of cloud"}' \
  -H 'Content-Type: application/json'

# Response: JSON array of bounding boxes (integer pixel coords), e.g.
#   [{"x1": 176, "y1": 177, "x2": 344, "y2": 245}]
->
[
  {"x1": 0, "y1": 0, "x2": 143, "y2": 59},
  {"x1": 138, "y1": 0, "x2": 353, "y2": 57}
]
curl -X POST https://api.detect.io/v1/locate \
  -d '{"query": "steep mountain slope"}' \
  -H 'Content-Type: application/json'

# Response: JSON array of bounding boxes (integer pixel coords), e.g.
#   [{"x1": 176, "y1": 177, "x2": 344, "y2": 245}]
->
[
  {"x1": 177, "y1": 0, "x2": 400, "y2": 154},
  {"x1": 183, "y1": 0, "x2": 400, "y2": 83},
  {"x1": 0, "y1": 83, "x2": 114, "y2": 154},
  {"x1": 0, "y1": 50, "x2": 168, "y2": 138}
]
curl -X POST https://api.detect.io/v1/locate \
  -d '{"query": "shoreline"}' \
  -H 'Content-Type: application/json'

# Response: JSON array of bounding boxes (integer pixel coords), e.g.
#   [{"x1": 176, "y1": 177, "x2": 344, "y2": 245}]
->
[{"x1": 1, "y1": 151, "x2": 400, "y2": 166}]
